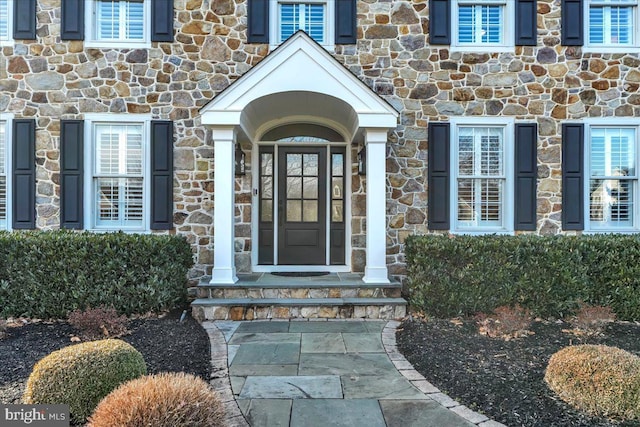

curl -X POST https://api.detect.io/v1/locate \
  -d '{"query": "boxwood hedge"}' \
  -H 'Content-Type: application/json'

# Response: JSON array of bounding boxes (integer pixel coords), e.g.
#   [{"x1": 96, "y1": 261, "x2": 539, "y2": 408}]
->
[
  {"x1": 405, "y1": 234, "x2": 640, "y2": 320},
  {"x1": 0, "y1": 231, "x2": 193, "y2": 319}
]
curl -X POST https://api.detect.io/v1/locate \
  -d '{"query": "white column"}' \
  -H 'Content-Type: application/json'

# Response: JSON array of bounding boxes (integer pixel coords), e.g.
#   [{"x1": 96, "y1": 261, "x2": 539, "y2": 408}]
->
[
  {"x1": 362, "y1": 129, "x2": 390, "y2": 284},
  {"x1": 210, "y1": 127, "x2": 238, "y2": 285}
]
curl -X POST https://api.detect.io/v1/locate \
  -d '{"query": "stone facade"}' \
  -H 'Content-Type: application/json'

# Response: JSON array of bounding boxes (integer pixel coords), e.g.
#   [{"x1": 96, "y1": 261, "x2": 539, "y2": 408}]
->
[{"x1": 2, "y1": 0, "x2": 640, "y2": 282}]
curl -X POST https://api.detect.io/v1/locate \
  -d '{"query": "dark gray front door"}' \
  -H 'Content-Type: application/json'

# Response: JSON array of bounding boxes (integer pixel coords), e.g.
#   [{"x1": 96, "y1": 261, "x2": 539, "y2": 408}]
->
[{"x1": 277, "y1": 147, "x2": 327, "y2": 265}]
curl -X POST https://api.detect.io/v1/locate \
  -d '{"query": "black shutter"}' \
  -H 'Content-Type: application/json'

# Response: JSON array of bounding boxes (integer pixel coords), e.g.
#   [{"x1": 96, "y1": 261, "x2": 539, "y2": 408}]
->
[
  {"x1": 12, "y1": 119, "x2": 35, "y2": 229},
  {"x1": 515, "y1": 0, "x2": 537, "y2": 46},
  {"x1": 61, "y1": 0, "x2": 84, "y2": 40},
  {"x1": 561, "y1": 0, "x2": 584, "y2": 46},
  {"x1": 151, "y1": 0, "x2": 174, "y2": 42},
  {"x1": 247, "y1": 0, "x2": 269, "y2": 43},
  {"x1": 335, "y1": 0, "x2": 357, "y2": 44},
  {"x1": 514, "y1": 123, "x2": 538, "y2": 230},
  {"x1": 428, "y1": 123, "x2": 450, "y2": 230},
  {"x1": 562, "y1": 123, "x2": 584, "y2": 230},
  {"x1": 429, "y1": 0, "x2": 451, "y2": 45},
  {"x1": 150, "y1": 121, "x2": 173, "y2": 230},
  {"x1": 13, "y1": 0, "x2": 36, "y2": 40},
  {"x1": 60, "y1": 120, "x2": 84, "y2": 229}
]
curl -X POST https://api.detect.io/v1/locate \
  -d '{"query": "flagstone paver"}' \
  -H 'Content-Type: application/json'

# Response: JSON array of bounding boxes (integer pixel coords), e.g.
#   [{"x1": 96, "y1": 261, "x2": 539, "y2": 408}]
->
[{"x1": 204, "y1": 319, "x2": 506, "y2": 427}]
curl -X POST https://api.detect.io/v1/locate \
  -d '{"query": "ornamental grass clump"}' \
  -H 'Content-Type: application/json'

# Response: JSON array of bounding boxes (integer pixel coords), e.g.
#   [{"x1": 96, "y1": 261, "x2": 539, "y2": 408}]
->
[
  {"x1": 545, "y1": 345, "x2": 640, "y2": 421},
  {"x1": 23, "y1": 339, "x2": 147, "y2": 425},
  {"x1": 568, "y1": 303, "x2": 616, "y2": 337},
  {"x1": 475, "y1": 305, "x2": 533, "y2": 340},
  {"x1": 88, "y1": 372, "x2": 225, "y2": 427}
]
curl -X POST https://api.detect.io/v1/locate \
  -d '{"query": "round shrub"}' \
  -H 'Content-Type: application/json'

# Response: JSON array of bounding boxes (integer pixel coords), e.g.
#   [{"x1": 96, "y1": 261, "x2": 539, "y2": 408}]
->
[
  {"x1": 23, "y1": 339, "x2": 146, "y2": 424},
  {"x1": 545, "y1": 345, "x2": 640, "y2": 421},
  {"x1": 88, "y1": 372, "x2": 224, "y2": 427}
]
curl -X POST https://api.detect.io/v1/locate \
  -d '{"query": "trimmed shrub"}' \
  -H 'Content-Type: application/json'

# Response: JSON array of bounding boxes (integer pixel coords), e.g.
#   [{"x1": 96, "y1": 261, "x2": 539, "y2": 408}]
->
[
  {"x1": 405, "y1": 234, "x2": 640, "y2": 320},
  {"x1": 545, "y1": 345, "x2": 640, "y2": 421},
  {"x1": 23, "y1": 339, "x2": 147, "y2": 424},
  {"x1": 68, "y1": 307, "x2": 129, "y2": 340},
  {"x1": 0, "y1": 231, "x2": 193, "y2": 318},
  {"x1": 88, "y1": 372, "x2": 225, "y2": 427}
]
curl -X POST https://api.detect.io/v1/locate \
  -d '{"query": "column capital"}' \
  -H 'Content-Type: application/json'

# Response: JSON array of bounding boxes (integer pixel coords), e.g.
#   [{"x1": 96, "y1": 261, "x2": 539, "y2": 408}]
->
[
  {"x1": 211, "y1": 126, "x2": 237, "y2": 141},
  {"x1": 363, "y1": 128, "x2": 389, "y2": 144}
]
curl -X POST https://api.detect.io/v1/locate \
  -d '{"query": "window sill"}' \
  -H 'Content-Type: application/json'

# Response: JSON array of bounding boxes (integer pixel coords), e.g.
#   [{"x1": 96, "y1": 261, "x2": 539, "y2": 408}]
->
[
  {"x1": 582, "y1": 46, "x2": 640, "y2": 54},
  {"x1": 88, "y1": 228, "x2": 150, "y2": 234},
  {"x1": 0, "y1": 40, "x2": 15, "y2": 47},
  {"x1": 450, "y1": 229, "x2": 515, "y2": 236},
  {"x1": 449, "y1": 45, "x2": 515, "y2": 53},
  {"x1": 84, "y1": 41, "x2": 151, "y2": 49},
  {"x1": 584, "y1": 228, "x2": 640, "y2": 234},
  {"x1": 269, "y1": 43, "x2": 334, "y2": 53}
]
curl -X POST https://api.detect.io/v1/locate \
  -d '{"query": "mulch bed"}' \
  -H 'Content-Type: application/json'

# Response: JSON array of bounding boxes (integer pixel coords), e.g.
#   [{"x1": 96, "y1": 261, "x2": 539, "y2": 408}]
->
[
  {"x1": 397, "y1": 318, "x2": 640, "y2": 427},
  {"x1": 0, "y1": 307, "x2": 211, "y2": 405}
]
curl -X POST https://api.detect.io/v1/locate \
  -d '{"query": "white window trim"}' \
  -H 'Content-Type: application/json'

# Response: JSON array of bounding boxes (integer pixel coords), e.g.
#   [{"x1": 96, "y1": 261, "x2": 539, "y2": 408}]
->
[
  {"x1": 83, "y1": 114, "x2": 151, "y2": 232},
  {"x1": 450, "y1": 116, "x2": 515, "y2": 234},
  {"x1": 584, "y1": 118, "x2": 640, "y2": 233},
  {"x1": 0, "y1": 113, "x2": 13, "y2": 230},
  {"x1": 451, "y1": 0, "x2": 514, "y2": 52},
  {"x1": 584, "y1": 0, "x2": 640, "y2": 52},
  {"x1": 0, "y1": 0, "x2": 14, "y2": 47},
  {"x1": 84, "y1": 0, "x2": 151, "y2": 49},
  {"x1": 268, "y1": 0, "x2": 335, "y2": 51}
]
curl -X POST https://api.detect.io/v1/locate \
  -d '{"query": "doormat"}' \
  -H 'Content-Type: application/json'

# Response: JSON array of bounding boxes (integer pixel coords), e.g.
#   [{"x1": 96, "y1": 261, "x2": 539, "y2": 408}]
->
[{"x1": 271, "y1": 272, "x2": 330, "y2": 277}]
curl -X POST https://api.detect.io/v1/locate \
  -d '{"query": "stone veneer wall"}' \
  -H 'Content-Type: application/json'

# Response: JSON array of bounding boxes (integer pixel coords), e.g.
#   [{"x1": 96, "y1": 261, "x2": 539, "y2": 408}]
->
[{"x1": 1, "y1": 0, "x2": 640, "y2": 281}]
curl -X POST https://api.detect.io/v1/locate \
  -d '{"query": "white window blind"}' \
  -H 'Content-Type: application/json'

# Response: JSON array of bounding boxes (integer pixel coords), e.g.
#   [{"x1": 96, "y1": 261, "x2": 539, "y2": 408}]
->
[
  {"x1": 589, "y1": 127, "x2": 636, "y2": 228},
  {"x1": 94, "y1": 124, "x2": 143, "y2": 228},
  {"x1": 458, "y1": 4, "x2": 502, "y2": 44},
  {"x1": 279, "y1": 3, "x2": 325, "y2": 43},
  {"x1": 0, "y1": 0, "x2": 9, "y2": 41},
  {"x1": 589, "y1": 0, "x2": 636, "y2": 45},
  {"x1": 457, "y1": 127, "x2": 505, "y2": 228},
  {"x1": 96, "y1": 0, "x2": 144, "y2": 41},
  {"x1": 0, "y1": 122, "x2": 6, "y2": 228}
]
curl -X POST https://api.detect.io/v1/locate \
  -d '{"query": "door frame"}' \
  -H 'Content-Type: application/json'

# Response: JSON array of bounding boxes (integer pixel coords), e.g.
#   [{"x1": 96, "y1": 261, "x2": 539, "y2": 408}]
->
[{"x1": 251, "y1": 140, "x2": 352, "y2": 272}]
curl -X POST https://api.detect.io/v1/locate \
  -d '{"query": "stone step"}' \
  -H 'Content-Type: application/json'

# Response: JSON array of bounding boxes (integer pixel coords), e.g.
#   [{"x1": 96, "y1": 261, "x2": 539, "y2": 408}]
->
[
  {"x1": 196, "y1": 285, "x2": 402, "y2": 299},
  {"x1": 191, "y1": 298, "x2": 407, "y2": 321}
]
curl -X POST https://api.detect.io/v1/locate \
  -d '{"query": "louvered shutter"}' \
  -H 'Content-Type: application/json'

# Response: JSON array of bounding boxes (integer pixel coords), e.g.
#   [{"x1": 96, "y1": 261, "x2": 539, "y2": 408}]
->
[
  {"x1": 514, "y1": 123, "x2": 538, "y2": 230},
  {"x1": 561, "y1": 0, "x2": 584, "y2": 45},
  {"x1": 247, "y1": 0, "x2": 269, "y2": 43},
  {"x1": 61, "y1": 120, "x2": 84, "y2": 229},
  {"x1": 429, "y1": 0, "x2": 451, "y2": 45},
  {"x1": 428, "y1": 123, "x2": 451, "y2": 230},
  {"x1": 12, "y1": 119, "x2": 35, "y2": 229},
  {"x1": 150, "y1": 121, "x2": 174, "y2": 230},
  {"x1": 562, "y1": 124, "x2": 585, "y2": 230}
]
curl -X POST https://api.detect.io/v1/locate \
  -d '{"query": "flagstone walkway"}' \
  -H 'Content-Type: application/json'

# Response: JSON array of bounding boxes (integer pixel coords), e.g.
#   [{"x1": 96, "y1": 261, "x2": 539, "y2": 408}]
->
[{"x1": 202, "y1": 320, "x2": 505, "y2": 427}]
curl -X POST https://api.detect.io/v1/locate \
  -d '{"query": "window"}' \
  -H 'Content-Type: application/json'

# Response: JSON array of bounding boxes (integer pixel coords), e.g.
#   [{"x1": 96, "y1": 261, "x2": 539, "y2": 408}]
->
[
  {"x1": 453, "y1": 0, "x2": 513, "y2": 50},
  {"x1": 587, "y1": 0, "x2": 638, "y2": 48},
  {"x1": 86, "y1": 0, "x2": 148, "y2": 47},
  {"x1": 86, "y1": 117, "x2": 149, "y2": 230},
  {"x1": 588, "y1": 126, "x2": 638, "y2": 230},
  {"x1": 0, "y1": 0, "x2": 11, "y2": 44},
  {"x1": 451, "y1": 119, "x2": 514, "y2": 232},
  {"x1": 270, "y1": 0, "x2": 334, "y2": 47}
]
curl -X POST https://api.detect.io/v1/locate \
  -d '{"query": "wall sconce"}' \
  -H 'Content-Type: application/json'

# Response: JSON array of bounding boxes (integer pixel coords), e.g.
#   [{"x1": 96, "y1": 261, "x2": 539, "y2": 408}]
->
[
  {"x1": 357, "y1": 146, "x2": 366, "y2": 176},
  {"x1": 235, "y1": 144, "x2": 246, "y2": 176}
]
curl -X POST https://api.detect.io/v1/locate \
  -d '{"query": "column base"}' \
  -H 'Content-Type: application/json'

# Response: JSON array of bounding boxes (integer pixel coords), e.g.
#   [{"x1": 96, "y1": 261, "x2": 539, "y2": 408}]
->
[
  {"x1": 363, "y1": 266, "x2": 391, "y2": 284},
  {"x1": 210, "y1": 268, "x2": 239, "y2": 285}
]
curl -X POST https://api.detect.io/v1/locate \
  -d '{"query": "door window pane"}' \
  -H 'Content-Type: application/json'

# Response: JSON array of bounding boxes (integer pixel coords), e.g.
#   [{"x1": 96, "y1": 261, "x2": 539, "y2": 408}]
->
[
  {"x1": 303, "y1": 154, "x2": 319, "y2": 175},
  {"x1": 303, "y1": 177, "x2": 318, "y2": 199},
  {"x1": 261, "y1": 199, "x2": 273, "y2": 222},
  {"x1": 332, "y1": 200, "x2": 343, "y2": 222},
  {"x1": 303, "y1": 200, "x2": 318, "y2": 222},
  {"x1": 287, "y1": 177, "x2": 302, "y2": 198},
  {"x1": 287, "y1": 154, "x2": 302, "y2": 176},
  {"x1": 287, "y1": 200, "x2": 302, "y2": 221}
]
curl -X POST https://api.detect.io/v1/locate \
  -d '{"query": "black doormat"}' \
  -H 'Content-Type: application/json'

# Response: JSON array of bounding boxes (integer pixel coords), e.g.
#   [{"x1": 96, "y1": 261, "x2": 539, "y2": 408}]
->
[{"x1": 270, "y1": 272, "x2": 330, "y2": 277}]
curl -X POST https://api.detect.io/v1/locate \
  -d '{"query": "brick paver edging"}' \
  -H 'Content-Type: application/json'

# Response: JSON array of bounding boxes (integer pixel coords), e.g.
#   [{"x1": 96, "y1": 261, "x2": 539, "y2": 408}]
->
[{"x1": 383, "y1": 320, "x2": 506, "y2": 427}]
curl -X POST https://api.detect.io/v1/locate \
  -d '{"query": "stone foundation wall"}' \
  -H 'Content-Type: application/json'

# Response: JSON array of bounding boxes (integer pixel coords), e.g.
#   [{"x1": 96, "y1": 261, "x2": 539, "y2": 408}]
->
[{"x1": 1, "y1": 0, "x2": 639, "y2": 281}]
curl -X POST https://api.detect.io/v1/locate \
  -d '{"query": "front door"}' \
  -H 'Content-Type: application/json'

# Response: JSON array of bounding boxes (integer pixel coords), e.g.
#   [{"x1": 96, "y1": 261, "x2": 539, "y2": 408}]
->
[{"x1": 277, "y1": 147, "x2": 327, "y2": 264}]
